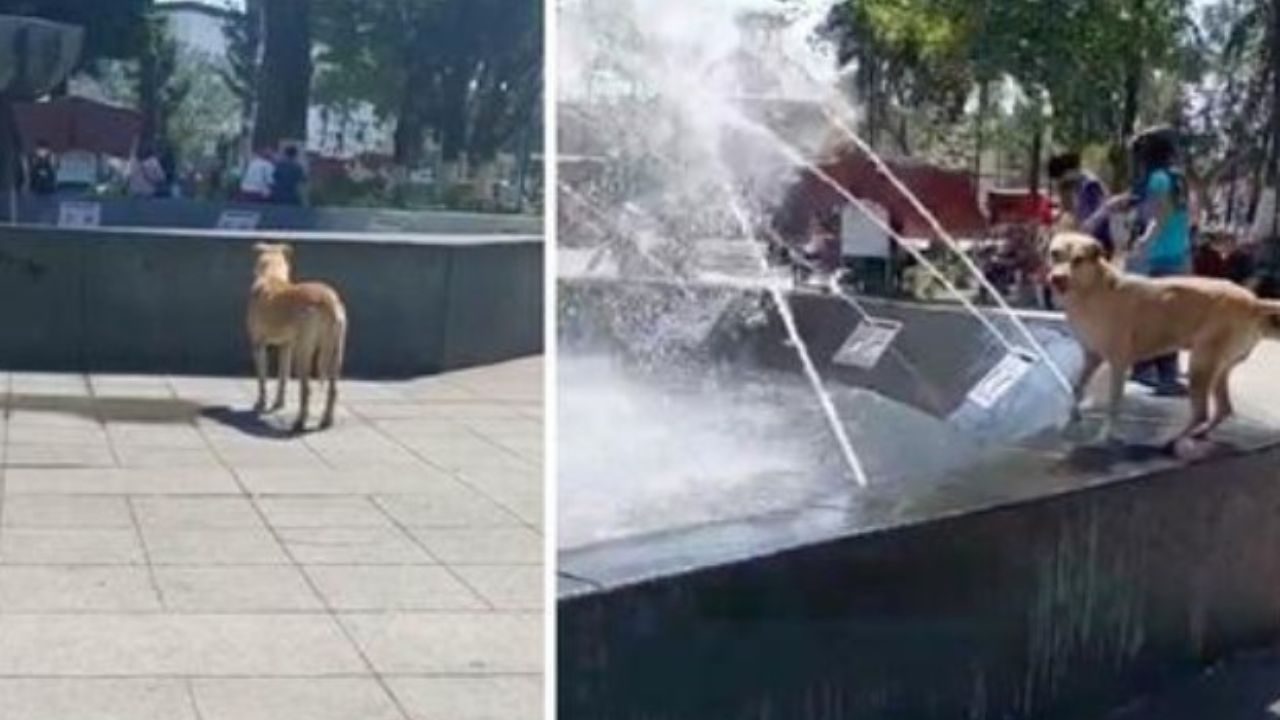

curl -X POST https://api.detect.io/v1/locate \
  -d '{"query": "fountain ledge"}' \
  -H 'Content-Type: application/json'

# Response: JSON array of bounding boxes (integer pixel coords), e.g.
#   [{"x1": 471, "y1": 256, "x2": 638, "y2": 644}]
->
[{"x1": 558, "y1": 277, "x2": 1280, "y2": 720}]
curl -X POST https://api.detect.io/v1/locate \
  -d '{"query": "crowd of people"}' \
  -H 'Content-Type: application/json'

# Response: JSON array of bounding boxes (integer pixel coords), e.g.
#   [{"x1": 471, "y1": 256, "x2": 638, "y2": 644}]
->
[
  {"x1": 12, "y1": 140, "x2": 309, "y2": 207},
  {"x1": 775, "y1": 126, "x2": 1280, "y2": 396},
  {"x1": 236, "y1": 144, "x2": 308, "y2": 205}
]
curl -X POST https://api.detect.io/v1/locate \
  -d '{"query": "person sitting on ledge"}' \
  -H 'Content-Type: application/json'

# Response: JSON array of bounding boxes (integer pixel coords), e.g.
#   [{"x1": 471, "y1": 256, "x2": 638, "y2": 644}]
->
[
  {"x1": 239, "y1": 146, "x2": 275, "y2": 203},
  {"x1": 271, "y1": 145, "x2": 307, "y2": 206}
]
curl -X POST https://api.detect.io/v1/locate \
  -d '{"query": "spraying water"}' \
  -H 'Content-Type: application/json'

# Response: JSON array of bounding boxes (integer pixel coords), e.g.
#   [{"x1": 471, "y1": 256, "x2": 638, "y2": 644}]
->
[
  {"x1": 558, "y1": 0, "x2": 1074, "y2": 524},
  {"x1": 721, "y1": 189, "x2": 868, "y2": 486}
]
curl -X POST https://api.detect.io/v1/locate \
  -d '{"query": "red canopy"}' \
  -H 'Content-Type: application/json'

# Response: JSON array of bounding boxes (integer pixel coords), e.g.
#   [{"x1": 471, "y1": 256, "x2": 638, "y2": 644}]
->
[
  {"x1": 13, "y1": 96, "x2": 142, "y2": 159},
  {"x1": 778, "y1": 148, "x2": 988, "y2": 240},
  {"x1": 987, "y1": 188, "x2": 1053, "y2": 226}
]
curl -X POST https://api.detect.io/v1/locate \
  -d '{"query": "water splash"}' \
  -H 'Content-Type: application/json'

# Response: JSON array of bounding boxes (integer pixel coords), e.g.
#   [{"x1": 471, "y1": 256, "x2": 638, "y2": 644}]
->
[{"x1": 558, "y1": 0, "x2": 1072, "y2": 495}]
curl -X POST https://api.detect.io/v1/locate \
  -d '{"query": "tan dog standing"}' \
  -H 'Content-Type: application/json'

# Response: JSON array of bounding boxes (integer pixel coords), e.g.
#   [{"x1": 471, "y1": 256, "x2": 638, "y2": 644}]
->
[
  {"x1": 1047, "y1": 231, "x2": 1280, "y2": 442},
  {"x1": 247, "y1": 243, "x2": 348, "y2": 432}
]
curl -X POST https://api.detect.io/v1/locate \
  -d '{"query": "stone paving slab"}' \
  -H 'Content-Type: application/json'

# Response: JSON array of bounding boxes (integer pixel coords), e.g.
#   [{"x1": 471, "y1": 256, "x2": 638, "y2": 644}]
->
[{"x1": 0, "y1": 356, "x2": 544, "y2": 719}]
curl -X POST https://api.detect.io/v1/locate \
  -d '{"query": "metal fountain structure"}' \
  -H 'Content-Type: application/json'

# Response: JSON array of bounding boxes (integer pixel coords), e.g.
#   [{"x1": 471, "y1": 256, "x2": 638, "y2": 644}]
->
[{"x1": 0, "y1": 15, "x2": 83, "y2": 221}]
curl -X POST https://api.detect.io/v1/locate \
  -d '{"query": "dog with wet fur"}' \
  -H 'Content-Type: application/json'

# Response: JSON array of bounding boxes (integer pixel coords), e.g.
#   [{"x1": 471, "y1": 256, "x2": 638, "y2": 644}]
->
[
  {"x1": 1047, "y1": 231, "x2": 1280, "y2": 446},
  {"x1": 247, "y1": 242, "x2": 347, "y2": 432}
]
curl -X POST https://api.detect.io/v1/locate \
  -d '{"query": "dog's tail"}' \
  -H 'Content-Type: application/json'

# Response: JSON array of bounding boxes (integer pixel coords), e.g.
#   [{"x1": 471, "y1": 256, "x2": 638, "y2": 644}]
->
[
  {"x1": 1255, "y1": 299, "x2": 1280, "y2": 339},
  {"x1": 317, "y1": 301, "x2": 347, "y2": 381}
]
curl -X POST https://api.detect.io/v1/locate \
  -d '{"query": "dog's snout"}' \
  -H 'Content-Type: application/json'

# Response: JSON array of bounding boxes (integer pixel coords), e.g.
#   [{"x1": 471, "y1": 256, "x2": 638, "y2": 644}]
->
[{"x1": 1048, "y1": 271, "x2": 1070, "y2": 293}]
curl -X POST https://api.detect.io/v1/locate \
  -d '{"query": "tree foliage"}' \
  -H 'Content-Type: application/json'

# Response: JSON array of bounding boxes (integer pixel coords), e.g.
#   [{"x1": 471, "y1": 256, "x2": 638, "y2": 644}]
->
[
  {"x1": 822, "y1": 0, "x2": 1196, "y2": 184},
  {"x1": 219, "y1": 0, "x2": 262, "y2": 147},
  {"x1": 131, "y1": 15, "x2": 190, "y2": 152},
  {"x1": 313, "y1": 0, "x2": 542, "y2": 168}
]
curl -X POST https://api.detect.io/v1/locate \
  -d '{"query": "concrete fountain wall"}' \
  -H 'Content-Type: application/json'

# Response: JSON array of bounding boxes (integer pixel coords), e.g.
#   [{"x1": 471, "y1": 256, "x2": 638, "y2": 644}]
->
[
  {"x1": 561, "y1": 445, "x2": 1280, "y2": 720},
  {"x1": 0, "y1": 224, "x2": 542, "y2": 376},
  {"x1": 558, "y1": 277, "x2": 1280, "y2": 720},
  {"x1": 16, "y1": 195, "x2": 542, "y2": 236}
]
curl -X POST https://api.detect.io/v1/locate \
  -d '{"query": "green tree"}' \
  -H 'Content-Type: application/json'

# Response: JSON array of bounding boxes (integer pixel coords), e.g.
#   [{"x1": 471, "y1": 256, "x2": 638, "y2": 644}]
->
[
  {"x1": 313, "y1": 0, "x2": 542, "y2": 173},
  {"x1": 823, "y1": 0, "x2": 1193, "y2": 187},
  {"x1": 131, "y1": 15, "x2": 190, "y2": 153},
  {"x1": 220, "y1": 0, "x2": 262, "y2": 154},
  {"x1": 169, "y1": 53, "x2": 240, "y2": 166}
]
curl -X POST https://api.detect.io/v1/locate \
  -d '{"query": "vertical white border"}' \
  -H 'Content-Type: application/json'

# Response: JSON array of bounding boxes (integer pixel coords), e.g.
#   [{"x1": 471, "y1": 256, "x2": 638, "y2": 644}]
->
[{"x1": 541, "y1": 0, "x2": 558, "y2": 717}]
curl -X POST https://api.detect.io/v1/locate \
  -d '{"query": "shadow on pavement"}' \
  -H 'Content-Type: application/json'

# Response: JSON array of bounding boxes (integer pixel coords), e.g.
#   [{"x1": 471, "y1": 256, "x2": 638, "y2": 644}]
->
[
  {"x1": 4, "y1": 393, "x2": 204, "y2": 424},
  {"x1": 199, "y1": 405, "x2": 298, "y2": 440}
]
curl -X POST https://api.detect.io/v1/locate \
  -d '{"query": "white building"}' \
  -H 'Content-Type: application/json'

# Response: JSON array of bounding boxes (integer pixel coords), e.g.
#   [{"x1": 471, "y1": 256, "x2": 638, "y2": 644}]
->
[{"x1": 157, "y1": 0, "x2": 234, "y2": 61}]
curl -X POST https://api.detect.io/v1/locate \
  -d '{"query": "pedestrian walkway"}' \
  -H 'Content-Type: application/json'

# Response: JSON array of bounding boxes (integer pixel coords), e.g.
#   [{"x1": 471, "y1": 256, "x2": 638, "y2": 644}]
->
[{"x1": 0, "y1": 356, "x2": 543, "y2": 719}]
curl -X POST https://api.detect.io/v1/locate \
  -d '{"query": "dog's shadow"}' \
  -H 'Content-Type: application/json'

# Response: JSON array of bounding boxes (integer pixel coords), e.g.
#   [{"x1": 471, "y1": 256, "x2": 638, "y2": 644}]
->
[
  {"x1": 199, "y1": 405, "x2": 300, "y2": 440},
  {"x1": 1063, "y1": 437, "x2": 1239, "y2": 473}
]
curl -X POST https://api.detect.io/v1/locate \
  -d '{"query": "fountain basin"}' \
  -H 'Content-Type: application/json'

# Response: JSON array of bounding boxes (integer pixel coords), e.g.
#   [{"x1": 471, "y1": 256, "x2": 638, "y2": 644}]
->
[
  {"x1": 558, "y1": 276, "x2": 1280, "y2": 720},
  {"x1": 0, "y1": 225, "x2": 542, "y2": 375}
]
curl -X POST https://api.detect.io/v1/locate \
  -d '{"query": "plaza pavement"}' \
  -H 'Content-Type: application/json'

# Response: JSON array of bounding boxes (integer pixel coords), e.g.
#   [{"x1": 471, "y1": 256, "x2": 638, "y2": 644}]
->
[{"x1": 0, "y1": 356, "x2": 543, "y2": 719}]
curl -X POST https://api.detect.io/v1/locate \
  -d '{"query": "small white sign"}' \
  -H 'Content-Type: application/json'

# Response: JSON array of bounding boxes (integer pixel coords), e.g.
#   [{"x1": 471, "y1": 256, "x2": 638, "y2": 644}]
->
[
  {"x1": 57, "y1": 201, "x2": 101, "y2": 228},
  {"x1": 832, "y1": 317, "x2": 902, "y2": 369},
  {"x1": 217, "y1": 210, "x2": 261, "y2": 230},
  {"x1": 840, "y1": 200, "x2": 891, "y2": 258},
  {"x1": 56, "y1": 150, "x2": 96, "y2": 187},
  {"x1": 968, "y1": 350, "x2": 1036, "y2": 409}
]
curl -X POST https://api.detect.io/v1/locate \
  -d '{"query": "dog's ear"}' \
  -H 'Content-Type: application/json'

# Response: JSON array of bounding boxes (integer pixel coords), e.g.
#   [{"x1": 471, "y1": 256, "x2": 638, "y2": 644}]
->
[
  {"x1": 1082, "y1": 241, "x2": 1102, "y2": 262},
  {"x1": 252, "y1": 242, "x2": 269, "y2": 254},
  {"x1": 280, "y1": 243, "x2": 293, "y2": 257}
]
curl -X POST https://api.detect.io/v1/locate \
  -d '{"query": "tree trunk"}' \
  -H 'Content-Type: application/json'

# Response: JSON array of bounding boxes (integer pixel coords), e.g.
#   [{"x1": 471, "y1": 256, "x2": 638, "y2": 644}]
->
[
  {"x1": 1252, "y1": 131, "x2": 1270, "y2": 218},
  {"x1": 393, "y1": 106, "x2": 428, "y2": 167},
  {"x1": 973, "y1": 79, "x2": 988, "y2": 183},
  {"x1": 253, "y1": 0, "x2": 311, "y2": 151},
  {"x1": 1269, "y1": 0, "x2": 1280, "y2": 185},
  {"x1": 438, "y1": 67, "x2": 469, "y2": 169},
  {"x1": 869, "y1": 60, "x2": 882, "y2": 150},
  {"x1": 1029, "y1": 121, "x2": 1042, "y2": 196},
  {"x1": 238, "y1": 0, "x2": 264, "y2": 160},
  {"x1": 0, "y1": 97, "x2": 18, "y2": 223},
  {"x1": 1123, "y1": 0, "x2": 1144, "y2": 138},
  {"x1": 137, "y1": 40, "x2": 160, "y2": 152},
  {"x1": 392, "y1": 53, "x2": 432, "y2": 166}
]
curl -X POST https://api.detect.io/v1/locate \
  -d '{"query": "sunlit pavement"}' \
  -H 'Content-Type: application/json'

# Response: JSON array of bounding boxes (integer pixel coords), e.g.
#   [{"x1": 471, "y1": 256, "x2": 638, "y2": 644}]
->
[{"x1": 0, "y1": 356, "x2": 543, "y2": 719}]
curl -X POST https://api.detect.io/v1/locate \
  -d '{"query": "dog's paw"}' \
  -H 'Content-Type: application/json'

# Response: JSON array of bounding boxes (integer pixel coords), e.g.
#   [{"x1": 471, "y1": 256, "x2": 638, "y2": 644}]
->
[
  {"x1": 1062, "y1": 412, "x2": 1104, "y2": 444},
  {"x1": 1062, "y1": 421, "x2": 1091, "y2": 443},
  {"x1": 1170, "y1": 436, "x2": 1212, "y2": 461}
]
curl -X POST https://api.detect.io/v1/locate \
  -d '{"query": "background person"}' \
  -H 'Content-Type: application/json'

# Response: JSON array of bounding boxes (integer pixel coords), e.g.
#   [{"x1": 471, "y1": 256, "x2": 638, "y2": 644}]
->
[
  {"x1": 157, "y1": 145, "x2": 179, "y2": 198},
  {"x1": 126, "y1": 146, "x2": 165, "y2": 198},
  {"x1": 239, "y1": 146, "x2": 275, "y2": 202},
  {"x1": 1193, "y1": 228, "x2": 1230, "y2": 278},
  {"x1": 1048, "y1": 151, "x2": 1114, "y2": 256},
  {"x1": 27, "y1": 140, "x2": 57, "y2": 196},
  {"x1": 270, "y1": 145, "x2": 306, "y2": 206},
  {"x1": 1127, "y1": 127, "x2": 1191, "y2": 396}
]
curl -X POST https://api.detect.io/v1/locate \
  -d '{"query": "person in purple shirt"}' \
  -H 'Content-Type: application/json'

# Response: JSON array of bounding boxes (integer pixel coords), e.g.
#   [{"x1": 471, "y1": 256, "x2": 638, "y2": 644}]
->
[{"x1": 1048, "y1": 152, "x2": 1114, "y2": 256}]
